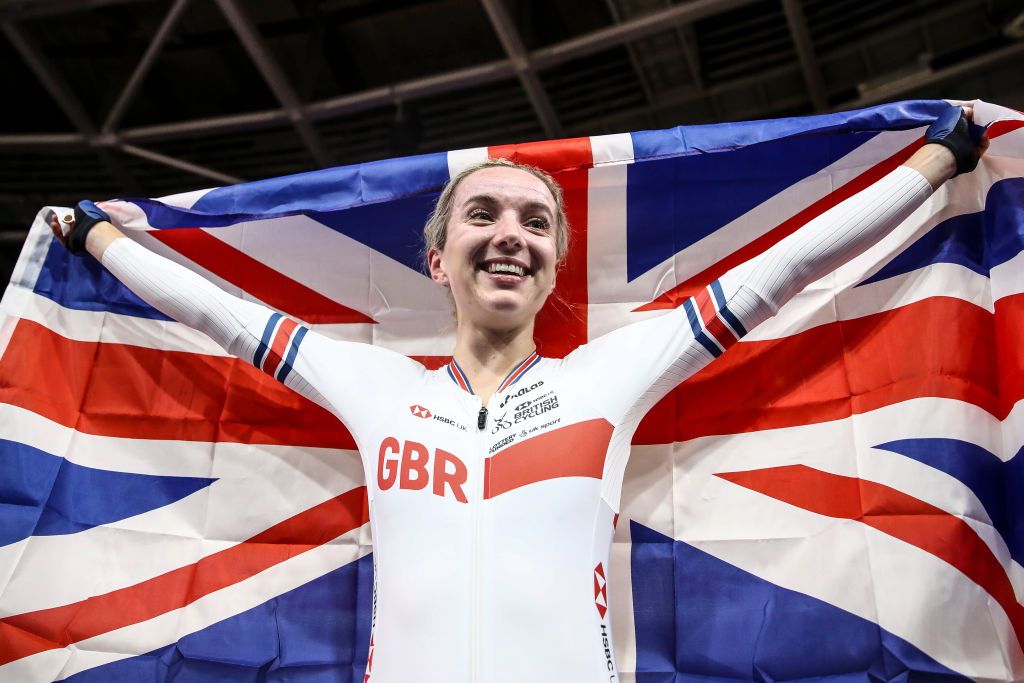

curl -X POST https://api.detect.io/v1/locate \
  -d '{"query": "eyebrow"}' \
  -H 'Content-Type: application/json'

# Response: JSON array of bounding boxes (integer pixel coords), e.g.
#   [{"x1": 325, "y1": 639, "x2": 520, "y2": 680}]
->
[{"x1": 462, "y1": 194, "x2": 554, "y2": 217}]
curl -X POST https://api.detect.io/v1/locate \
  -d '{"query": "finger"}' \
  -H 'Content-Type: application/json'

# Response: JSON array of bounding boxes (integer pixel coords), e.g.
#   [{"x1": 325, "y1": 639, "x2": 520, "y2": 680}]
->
[
  {"x1": 962, "y1": 105, "x2": 974, "y2": 121},
  {"x1": 58, "y1": 212, "x2": 74, "y2": 239}
]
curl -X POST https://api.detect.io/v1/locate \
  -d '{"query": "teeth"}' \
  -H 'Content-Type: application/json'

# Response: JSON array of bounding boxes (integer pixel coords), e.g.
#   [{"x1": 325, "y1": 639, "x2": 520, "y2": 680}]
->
[{"x1": 487, "y1": 262, "x2": 526, "y2": 276}]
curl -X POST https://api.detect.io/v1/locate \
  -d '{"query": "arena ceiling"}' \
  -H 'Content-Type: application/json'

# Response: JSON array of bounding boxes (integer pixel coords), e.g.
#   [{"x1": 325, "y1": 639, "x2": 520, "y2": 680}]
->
[{"x1": 1, "y1": 0, "x2": 1022, "y2": 280}]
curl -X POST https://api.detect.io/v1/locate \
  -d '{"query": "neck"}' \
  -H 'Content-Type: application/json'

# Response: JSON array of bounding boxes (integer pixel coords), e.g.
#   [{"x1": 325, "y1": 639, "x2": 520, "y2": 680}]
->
[{"x1": 451, "y1": 320, "x2": 537, "y2": 401}]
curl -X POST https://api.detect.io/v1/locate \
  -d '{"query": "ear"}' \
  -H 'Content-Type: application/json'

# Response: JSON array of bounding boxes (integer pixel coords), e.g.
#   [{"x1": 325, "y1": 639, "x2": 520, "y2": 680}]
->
[{"x1": 427, "y1": 246, "x2": 448, "y2": 286}]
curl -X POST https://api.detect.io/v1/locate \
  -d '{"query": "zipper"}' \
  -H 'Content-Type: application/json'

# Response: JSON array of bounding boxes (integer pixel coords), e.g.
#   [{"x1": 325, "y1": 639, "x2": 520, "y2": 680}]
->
[{"x1": 470, "y1": 397, "x2": 487, "y2": 682}]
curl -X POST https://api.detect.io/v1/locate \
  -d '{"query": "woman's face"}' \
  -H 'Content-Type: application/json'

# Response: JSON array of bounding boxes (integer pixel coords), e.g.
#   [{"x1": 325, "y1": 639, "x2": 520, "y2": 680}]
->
[{"x1": 428, "y1": 166, "x2": 559, "y2": 332}]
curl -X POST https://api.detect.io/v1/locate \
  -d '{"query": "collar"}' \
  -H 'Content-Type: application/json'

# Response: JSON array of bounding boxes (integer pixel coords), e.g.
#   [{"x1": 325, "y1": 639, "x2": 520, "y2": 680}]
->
[{"x1": 446, "y1": 351, "x2": 541, "y2": 396}]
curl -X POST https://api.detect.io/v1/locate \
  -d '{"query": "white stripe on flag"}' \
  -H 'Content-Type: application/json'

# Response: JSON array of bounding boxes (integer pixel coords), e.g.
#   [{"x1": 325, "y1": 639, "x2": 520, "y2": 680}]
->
[{"x1": 2, "y1": 526, "x2": 371, "y2": 682}]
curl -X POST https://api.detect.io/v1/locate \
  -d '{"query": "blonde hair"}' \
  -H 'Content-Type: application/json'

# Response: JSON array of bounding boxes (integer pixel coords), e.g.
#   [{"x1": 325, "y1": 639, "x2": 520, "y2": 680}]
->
[{"x1": 422, "y1": 158, "x2": 570, "y2": 269}]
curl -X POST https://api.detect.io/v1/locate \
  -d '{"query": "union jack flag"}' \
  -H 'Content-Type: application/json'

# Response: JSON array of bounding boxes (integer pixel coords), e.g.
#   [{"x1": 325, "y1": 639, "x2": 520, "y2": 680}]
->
[{"x1": 1, "y1": 98, "x2": 1022, "y2": 681}]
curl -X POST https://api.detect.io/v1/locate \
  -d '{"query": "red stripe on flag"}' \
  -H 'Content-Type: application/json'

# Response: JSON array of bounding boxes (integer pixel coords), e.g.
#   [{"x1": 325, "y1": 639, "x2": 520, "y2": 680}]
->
[
  {"x1": 0, "y1": 486, "x2": 370, "y2": 667},
  {"x1": 635, "y1": 139, "x2": 923, "y2": 311},
  {"x1": 490, "y1": 139, "x2": 593, "y2": 358},
  {"x1": 693, "y1": 288, "x2": 737, "y2": 350},
  {"x1": 634, "y1": 294, "x2": 1020, "y2": 445},
  {"x1": 986, "y1": 119, "x2": 1024, "y2": 139},
  {"x1": 484, "y1": 418, "x2": 613, "y2": 498},
  {"x1": 717, "y1": 465, "x2": 1024, "y2": 650},
  {"x1": 261, "y1": 316, "x2": 299, "y2": 376},
  {"x1": 0, "y1": 319, "x2": 354, "y2": 449},
  {"x1": 151, "y1": 228, "x2": 376, "y2": 325}
]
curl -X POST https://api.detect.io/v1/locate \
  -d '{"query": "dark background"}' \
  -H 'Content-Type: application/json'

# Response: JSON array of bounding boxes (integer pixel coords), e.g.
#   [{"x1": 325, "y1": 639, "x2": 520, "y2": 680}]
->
[{"x1": 2, "y1": 0, "x2": 1022, "y2": 285}]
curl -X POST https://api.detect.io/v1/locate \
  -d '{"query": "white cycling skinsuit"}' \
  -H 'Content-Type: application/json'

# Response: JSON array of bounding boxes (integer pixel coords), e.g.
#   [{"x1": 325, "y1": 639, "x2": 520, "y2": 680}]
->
[{"x1": 98, "y1": 166, "x2": 932, "y2": 682}]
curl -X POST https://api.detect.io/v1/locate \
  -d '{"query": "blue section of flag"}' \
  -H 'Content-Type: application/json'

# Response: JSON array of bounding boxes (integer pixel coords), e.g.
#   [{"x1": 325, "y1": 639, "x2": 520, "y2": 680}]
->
[
  {"x1": 630, "y1": 520, "x2": 968, "y2": 681},
  {"x1": 0, "y1": 440, "x2": 215, "y2": 547},
  {"x1": 128, "y1": 151, "x2": 450, "y2": 228},
  {"x1": 64, "y1": 553, "x2": 374, "y2": 682},
  {"x1": 308, "y1": 192, "x2": 439, "y2": 274},
  {"x1": 32, "y1": 237, "x2": 169, "y2": 320},
  {"x1": 626, "y1": 130, "x2": 874, "y2": 281},
  {"x1": 860, "y1": 177, "x2": 1024, "y2": 286},
  {"x1": 629, "y1": 100, "x2": 947, "y2": 162},
  {"x1": 625, "y1": 100, "x2": 950, "y2": 282},
  {"x1": 874, "y1": 438, "x2": 1023, "y2": 566}
]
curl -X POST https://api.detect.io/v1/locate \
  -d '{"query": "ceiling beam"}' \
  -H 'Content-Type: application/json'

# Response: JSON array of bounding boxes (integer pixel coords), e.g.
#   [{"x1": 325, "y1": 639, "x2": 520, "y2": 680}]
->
[
  {"x1": 845, "y1": 41, "x2": 1024, "y2": 109},
  {"x1": 780, "y1": 0, "x2": 827, "y2": 112},
  {"x1": 102, "y1": 0, "x2": 191, "y2": 133},
  {"x1": 0, "y1": 19, "x2": 142, "y2": 194},
  {"x1": 213, "y1": 0, "x2": 334, "y2": 168},
  {"x1": 90, "y1": 0, "x2": 756, "y2": 143},
  {"x1": 530, "y1": 0, "x2": 757, "y2": 69},
  {"x1": 479, "y1": 0, "x2": 563, "y2": 139},
  {"x1": 117, "y1": 143, "x2": 244, "y2": 185}
]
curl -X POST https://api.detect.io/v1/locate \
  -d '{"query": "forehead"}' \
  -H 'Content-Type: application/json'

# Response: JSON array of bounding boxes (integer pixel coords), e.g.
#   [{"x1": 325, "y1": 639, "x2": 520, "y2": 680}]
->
[{"x1": 453, "y1": 166, "x2": 556, "y2": 211}]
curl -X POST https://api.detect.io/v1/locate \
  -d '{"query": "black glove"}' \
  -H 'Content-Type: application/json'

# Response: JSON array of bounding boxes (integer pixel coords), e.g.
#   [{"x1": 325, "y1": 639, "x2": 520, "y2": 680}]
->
[
  {"x1": 67, "y1": 200, "x2": 111, "y2": 255},
  {"x1": 924, "y1": 106, "x2": 986, "y2": 177}
]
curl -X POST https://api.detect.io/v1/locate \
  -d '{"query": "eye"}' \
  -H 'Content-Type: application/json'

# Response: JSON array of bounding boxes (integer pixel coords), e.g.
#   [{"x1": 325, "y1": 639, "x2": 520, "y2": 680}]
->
[
  {"x1": 468, "y1": 208, "x2": 492, "y2": 222},
  {"x1": 525, "y1": 217, "x2": 549, "y2": 231}
]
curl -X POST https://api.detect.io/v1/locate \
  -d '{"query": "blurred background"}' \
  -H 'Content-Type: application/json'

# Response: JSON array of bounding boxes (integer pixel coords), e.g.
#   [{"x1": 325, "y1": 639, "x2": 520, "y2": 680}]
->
[{"x1": 1, "y1": 0, "x2": 1022, "y2": 285}]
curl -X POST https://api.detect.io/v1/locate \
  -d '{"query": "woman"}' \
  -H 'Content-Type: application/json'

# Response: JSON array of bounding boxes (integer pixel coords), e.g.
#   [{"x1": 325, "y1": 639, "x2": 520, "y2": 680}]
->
[{"x1": 52, "y1": 105, "x2": 986, "y2": 682}]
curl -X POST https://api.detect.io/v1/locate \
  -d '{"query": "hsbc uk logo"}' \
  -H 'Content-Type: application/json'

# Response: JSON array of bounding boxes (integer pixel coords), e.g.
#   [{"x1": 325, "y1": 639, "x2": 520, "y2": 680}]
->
[
  {"x1": 408, "y1": 405, "x2": 467, "y2": 431},
  {"x1": 594, "y1": 562, "x2": 608, "y2": 619}
]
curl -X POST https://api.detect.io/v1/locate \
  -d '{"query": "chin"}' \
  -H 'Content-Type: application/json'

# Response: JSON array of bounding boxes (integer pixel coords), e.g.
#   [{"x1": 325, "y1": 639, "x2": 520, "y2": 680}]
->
[{"x1": 472, "y1": 297, "x2": 539, "y2": 330}]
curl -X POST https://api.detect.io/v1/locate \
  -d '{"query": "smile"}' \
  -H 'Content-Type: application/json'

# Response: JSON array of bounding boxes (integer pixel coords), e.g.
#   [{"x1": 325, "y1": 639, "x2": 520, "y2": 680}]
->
[{"x1": 479, "y1": 259, "x2": 531, "y2": 277}]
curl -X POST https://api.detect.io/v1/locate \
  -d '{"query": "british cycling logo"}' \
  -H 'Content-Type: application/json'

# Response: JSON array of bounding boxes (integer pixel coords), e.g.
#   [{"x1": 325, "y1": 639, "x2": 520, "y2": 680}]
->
[
  {"x1": 491, "y1": 392, "x2": 560, "y2": 433},
  {"x1": 408, "y1": 404, "x2": 468, "y2": 431},
  {"x1": 498, "y1": 380, "x2": 544, "y2": 408}
]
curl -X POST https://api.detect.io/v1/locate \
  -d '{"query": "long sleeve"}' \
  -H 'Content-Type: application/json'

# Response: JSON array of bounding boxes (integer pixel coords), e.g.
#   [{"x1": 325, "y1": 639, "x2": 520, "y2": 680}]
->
[
  {"x1": 100, "y1": 237, "x2": 330, "y2": 409},
  {"x1": 566, "y1": 164, "x2": 935, "y2": 431},
  {"x1": 101, "y1": 237, "x2": 269, "y2": 352},
  {"x1": 717, "y1": 164, "x2": 933, "y2": 334},
  {"x1": 99, "y1": 236, "x2": 422, "y2": 432}
]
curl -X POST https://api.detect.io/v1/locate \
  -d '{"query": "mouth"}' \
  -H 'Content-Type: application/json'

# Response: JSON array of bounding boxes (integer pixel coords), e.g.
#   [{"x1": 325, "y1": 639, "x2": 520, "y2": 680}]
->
[{"x1": 478, "y1": 258, "x2": 532, "y2": 279}]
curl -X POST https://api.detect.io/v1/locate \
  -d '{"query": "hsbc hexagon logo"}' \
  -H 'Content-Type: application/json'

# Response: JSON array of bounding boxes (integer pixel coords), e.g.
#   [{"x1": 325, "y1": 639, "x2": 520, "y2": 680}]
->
[
  {"x1": 594, "y1": 562, "x2": 608, "y2": 619},
  {"x1": 409, "y1": 404, "x2": 432, "y2": 419}
]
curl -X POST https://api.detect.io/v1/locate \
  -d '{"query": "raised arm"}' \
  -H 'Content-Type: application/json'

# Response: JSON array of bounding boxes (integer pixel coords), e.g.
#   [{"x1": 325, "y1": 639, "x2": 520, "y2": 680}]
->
[
  {"x1": 52, "y1": 212, "x2": 273, "y2": 357},
  {"x1": 50, "y1": 207, "x2": 331, "y2": 409},
  {"x1": 715, "y1": 104, "x2": 987, "y2": 337},
  {"x1": 568, "y1": 104, "x2": 987, "y2": 435}
]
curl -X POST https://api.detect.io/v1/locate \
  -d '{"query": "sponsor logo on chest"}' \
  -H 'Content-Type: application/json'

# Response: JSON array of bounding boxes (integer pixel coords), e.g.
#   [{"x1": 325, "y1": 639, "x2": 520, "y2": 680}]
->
[{"x1": 491, "y1": 389, "x2": 560, "y2": 434}]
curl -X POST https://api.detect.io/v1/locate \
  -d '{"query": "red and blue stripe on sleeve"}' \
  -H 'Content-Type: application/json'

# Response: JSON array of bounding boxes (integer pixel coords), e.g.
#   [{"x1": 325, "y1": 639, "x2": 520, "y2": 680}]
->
[
  {"x1": 253, "y1": 313, "x2": 309, "y2": 382},
  {"x1": 682, "y1": 280, "x2": 747, "y2": 358}
]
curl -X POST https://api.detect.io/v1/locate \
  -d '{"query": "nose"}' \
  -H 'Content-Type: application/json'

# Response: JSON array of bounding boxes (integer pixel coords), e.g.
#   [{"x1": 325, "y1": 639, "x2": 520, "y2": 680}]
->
[{"x1": 492, "y1": 213, "x2": 524, "y2": 251}]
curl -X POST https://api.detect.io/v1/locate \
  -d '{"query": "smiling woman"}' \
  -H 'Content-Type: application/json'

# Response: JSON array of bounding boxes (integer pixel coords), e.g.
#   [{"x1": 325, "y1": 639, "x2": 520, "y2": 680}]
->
[
  {"x1": 48, "y1": 104, "x2": 986, "y2": 683},
  {"x1": 425, "y1": 160, "x2": 568, "y2": 400}
]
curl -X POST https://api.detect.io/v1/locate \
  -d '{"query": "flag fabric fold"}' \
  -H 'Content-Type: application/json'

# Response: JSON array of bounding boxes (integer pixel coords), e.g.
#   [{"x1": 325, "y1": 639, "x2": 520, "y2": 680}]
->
[{"x1": 1, "y1": 98, "x2": 1022, "y2": 681}]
